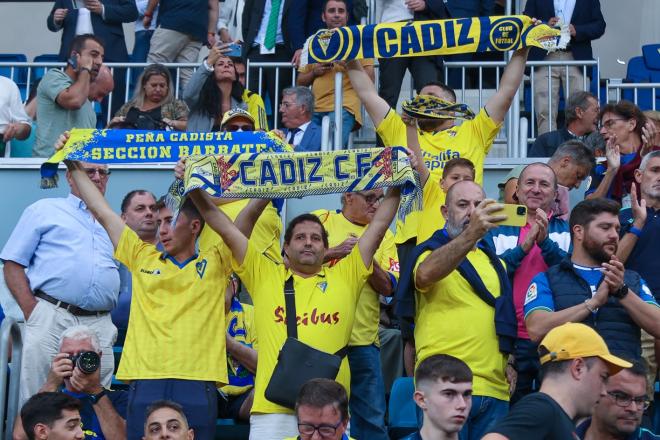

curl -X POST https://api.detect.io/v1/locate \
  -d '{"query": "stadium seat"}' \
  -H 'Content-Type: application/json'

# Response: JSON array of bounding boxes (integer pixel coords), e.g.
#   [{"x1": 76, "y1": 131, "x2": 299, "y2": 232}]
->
[
  {"x1": 624, "y1": 56, "x2": 654, "y2": 110},
  {"x1": 33, "y1": 54, "x2": 60, "y2": 82},
  {"x1": 388, "y1": 377, "x2": 418, "y2": 439},
  {"x1": 0, "y1": 53, "x2": 28, "y2": 99},
  {"x1": 215, "y1": 419, "x2": 249, "y2": 439},
  {"x1": 642, "y1": 44, "x2": 660, "y2": 70}
]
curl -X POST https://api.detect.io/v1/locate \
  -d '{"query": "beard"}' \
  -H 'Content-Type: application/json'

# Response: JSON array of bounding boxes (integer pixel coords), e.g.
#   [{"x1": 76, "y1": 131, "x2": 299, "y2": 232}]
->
[
  {"x1": 445, "y1": 216, "x2": 467, "y2": 239},
  {"x1": 583, "y1": 234, "x2": 618, "y2": 263}
]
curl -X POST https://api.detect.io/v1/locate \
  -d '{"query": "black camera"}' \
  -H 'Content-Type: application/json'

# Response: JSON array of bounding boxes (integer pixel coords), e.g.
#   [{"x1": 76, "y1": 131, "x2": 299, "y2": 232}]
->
[{"x1": 69, "y1": 351, "x2": 101, "y2": 374}]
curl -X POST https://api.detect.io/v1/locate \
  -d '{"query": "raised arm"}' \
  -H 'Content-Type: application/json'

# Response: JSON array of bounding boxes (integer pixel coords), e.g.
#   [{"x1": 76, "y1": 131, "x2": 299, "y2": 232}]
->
[
  {"x1": 484, "y1": 47, "x2": 530, "y2": 124},
  {"x1": 346, "y1": 60, "x2": 391, "y2": 128},
  {"x1": 406, "y1": 120, "x2": 430, "y2": 186},
  {"x1": 64, "y1": 161, "x2": 125, "y2": 248},
  {"x1": 358, "y1": 188, "x2": 400, "y2": 268},
  {"x1": 415, "y1": 200, "x2": 505, "y2": 290},
  {"x1": 188, "y1": 189, "x2": 261, "y2": 264}
]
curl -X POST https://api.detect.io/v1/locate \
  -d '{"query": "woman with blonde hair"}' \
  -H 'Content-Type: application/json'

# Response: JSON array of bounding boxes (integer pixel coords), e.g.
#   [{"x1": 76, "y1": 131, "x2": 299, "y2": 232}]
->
[{"x1": 112, "y1": 63, "x2": 188, "y2": 131}]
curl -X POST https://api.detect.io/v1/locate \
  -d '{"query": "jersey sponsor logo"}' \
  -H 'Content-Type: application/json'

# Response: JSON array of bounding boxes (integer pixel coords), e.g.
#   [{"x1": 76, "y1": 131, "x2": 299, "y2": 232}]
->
[
  {"x1": 422, "y1": 150, "x2": 461, "y2": 171},
  {"x1": 274, "y1": 306, "x2": 340, "y2": 326},
  {"x1": 317, "y1": 281, "x2": 328, "y2": 293},
  {"x1": 139, "y1": 268, "x2": 161, "y2": 275},
  {"x1": 388, "y1": 257, "x2": 400, "y2": 272},
  {"x1": 196, "y1": 259, "x2": 207, "y2": 279},
  {"x1": 524, "y1": 282, "x2": 537, "y2": 305}
]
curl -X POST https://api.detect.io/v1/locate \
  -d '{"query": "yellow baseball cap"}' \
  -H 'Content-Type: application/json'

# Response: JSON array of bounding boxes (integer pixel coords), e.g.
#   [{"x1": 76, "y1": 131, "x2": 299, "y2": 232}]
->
[
  {"x1": 538, "y1": 322, "x2": 633, "y2": 374},
  {"x1": 220, "y1": 108, "x2": 255, "y2": 128}
]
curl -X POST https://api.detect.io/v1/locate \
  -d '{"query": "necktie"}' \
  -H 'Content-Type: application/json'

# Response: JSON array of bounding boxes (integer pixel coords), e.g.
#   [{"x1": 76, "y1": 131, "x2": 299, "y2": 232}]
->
[
  {"x1": 287, "y1": 127, "x2": 301, "y2": 145},
  {"x1": 264, "y1": 0, "x2": 281, "y2": 50}
]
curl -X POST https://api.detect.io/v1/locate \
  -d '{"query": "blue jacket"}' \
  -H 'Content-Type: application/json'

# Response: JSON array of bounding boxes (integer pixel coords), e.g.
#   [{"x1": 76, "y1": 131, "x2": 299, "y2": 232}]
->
[
  {"x1": 483, "y1": 218, "x2": 571, "y2": 277},
  {"x1": 289, "y1": 122, "x2": 323, "y2": 152},
  {"x1": 547, "y1": 258, "x2": 643, "y2": 360},
  {"x1": 47, "y1": 0, "x2": 138, "y2": 62},
  {"x1": 523, "y1": 0, "x2": 606, "y2": 63},
  {"x1": 395, "y1": 229, "x2": 517, "y2": 354}
]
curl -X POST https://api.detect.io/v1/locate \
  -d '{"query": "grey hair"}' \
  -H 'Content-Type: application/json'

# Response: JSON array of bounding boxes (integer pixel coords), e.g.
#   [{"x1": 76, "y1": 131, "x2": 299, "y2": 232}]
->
[
  {"x1": 565, "y1": 91, "x2": 597, "y2": 124},
  {"x1": 59, "y1": 325, "x2": 101, "y2": 352},
  {"x1": 283, "y1": 86, "x2": 314, "y2": 114},
  {"x1": 640, "y1": 150, "x2": 660, "y2": 172},
  {"x1": 548, "y1": 140, "x2": 595, "y2": 172}
]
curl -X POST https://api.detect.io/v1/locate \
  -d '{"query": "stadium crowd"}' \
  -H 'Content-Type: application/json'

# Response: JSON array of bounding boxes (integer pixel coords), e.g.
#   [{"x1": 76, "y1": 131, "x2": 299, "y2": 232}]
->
[{"x1": 2, "y1": 0, "x2": 660, "y2": 440}]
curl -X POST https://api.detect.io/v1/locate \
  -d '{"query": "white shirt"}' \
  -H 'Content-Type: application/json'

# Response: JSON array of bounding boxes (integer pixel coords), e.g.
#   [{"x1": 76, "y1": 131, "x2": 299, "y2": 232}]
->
[
  {"x1": 290, "y1": 121, "x2": 310, "y2": 147},
  {"x1": 380, "y1": 0, "x2": 413, "y2": 23},
  {"x1": 75, "y1": 7, "x2": 94, "y2": 35},
  {"x1": 217, "y1": 0, "x2": 244, "y2": 41},
  {"x1": 0, "y1": 77, "x2": 31, "y2": 132},
  {"x1": 554, "y1": 0, "x2": 576, "y2": 24},
  {"x1": 254, "y1": 0, "x2": 285, "y2": 48},
  {"x1": 135, "y1": 0, "x2": 158, "y2": 32}
]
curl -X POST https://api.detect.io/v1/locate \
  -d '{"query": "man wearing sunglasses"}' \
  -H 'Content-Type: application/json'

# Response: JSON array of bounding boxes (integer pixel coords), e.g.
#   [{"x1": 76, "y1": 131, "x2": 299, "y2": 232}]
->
[
  {"x1": 577, "y1": 359, "x2": 660, "y2": 440},
  {"x1": 220, "y1": 108, "x2": 256, "y2": 132},
  {"x1": 1, "y1": 161, "x2": 120, "y2": 407}
]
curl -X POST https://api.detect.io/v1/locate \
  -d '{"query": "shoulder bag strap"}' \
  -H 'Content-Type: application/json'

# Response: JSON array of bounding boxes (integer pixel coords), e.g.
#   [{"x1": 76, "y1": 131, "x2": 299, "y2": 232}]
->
[{"x1": 284, "y1": 276, "x2": 298, "y2": 339}]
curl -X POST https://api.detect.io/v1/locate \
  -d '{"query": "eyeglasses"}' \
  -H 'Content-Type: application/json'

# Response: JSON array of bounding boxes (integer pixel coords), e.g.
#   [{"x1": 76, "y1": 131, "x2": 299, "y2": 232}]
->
[
  {"x1": 606, "y1": 391, "x2": 650, "y2": 410},
  {"x1": 355, "y1": 193, "x2": 385, "y2": 205},
  {"x1": 298, "y1": 420, "x2": 343, "y2": 438},
  {"x1": 84, "y1": 168, "x2": 111, "y2": 178},
  {"x1": 600, "y1": 118, "x2": 627, "y2": 129},
  {"x1": 224, "y1": 124, "x2": 254, "y2": 132},
  {"x1": 279, "y1": 102, "x2": 298, "y2": 109}
]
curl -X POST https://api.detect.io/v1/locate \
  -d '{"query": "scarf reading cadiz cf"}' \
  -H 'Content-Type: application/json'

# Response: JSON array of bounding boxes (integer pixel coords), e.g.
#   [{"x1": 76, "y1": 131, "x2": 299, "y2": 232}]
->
[
  {"x1": 167, "y1": 146, "x2": 421, "y2": 221},
  {"x1": 301, "y1": 15, "x2": 568, "y2": 65}
]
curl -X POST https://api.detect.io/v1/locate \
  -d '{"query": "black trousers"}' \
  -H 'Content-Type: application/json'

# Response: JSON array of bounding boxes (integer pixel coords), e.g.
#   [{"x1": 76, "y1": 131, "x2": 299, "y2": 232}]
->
[
  {"x1": 378, "y1": 56, "x2": 440, "y2": 110},
  {"x1": 246, "y1": 45, "x2": 294, "y2": 128}
]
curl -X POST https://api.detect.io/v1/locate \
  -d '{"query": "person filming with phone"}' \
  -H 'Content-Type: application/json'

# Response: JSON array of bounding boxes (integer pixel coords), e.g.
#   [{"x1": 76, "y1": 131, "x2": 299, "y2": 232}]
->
[
  {"x1": 483, "y1": 162, "x2": 571, "y2": 404},
  {"x1": 396, "y1": 178, "x2": 517, "y2": 440},
  {"x1": 183, "y1": 42, "x2": 268, "y2": 132},
  {"x1": 33, "y1": 34, "x2": 103, "y2": 157},
  {"x1": 12, "y1": 325, "x2": 128, "y2": 440}
]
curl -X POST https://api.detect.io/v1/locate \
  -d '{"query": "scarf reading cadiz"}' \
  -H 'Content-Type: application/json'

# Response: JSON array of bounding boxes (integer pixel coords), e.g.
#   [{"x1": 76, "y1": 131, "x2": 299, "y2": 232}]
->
[
  {"x1": 301, "y1": 15, "x2": 568, "y2": 66},
  {"x1": 168, "y1": 146, "x2": 421, "y2": 221},
  {"x1": 40, "y1": 129, "x2": 292, "y2": 188}
]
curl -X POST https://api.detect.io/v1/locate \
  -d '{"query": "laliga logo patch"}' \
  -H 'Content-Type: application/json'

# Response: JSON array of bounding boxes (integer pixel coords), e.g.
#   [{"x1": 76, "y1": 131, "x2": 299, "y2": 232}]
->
[
  {"x1": 524, "y1": 282, "x2": 537, "y2": 305},
  {"x1": 196, "y1": 259, "x2": 207, "y2": 279},
  {"x1": 489, "y1": 17, "x2": 521, "y2": 51},
  {"x1": 317, "y1": 281, "x2": 328, "y2": 293}
]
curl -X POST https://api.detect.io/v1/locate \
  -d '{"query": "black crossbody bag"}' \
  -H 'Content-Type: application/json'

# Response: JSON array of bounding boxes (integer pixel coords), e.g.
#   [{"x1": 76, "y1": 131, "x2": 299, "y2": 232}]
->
[{"x1": 264, "y1": 276, "x2": 347, "y2": 409}]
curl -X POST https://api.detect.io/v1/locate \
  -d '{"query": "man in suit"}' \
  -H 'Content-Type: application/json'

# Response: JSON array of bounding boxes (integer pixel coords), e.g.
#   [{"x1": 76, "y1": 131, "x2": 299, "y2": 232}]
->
[
  {"x1": 47, "y1": 0, "x2": 138, "y2": 119},
  {"x1": 528, "y1": 91, "x2": 600, "y2": 158},
  {"x1": 280, "y1": 86, "x2": 323, "y2": 152},
  {"x1": 242, "y1": 0, "x2": 295, "y2": 128},
  {"x1": 523, "y1": 0, "x2": 606, "y2": 135}
]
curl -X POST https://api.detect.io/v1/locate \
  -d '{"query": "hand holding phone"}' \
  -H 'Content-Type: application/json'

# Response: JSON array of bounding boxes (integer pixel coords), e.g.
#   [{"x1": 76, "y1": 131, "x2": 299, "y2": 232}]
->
[{"x1": 493, "y1": 204, "x2": 528, "y2": 227}]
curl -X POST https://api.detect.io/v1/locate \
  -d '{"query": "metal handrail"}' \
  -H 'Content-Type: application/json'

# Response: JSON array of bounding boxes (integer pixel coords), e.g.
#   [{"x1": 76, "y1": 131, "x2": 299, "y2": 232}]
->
[
  {"x1": 0, "y1": 58, "x2": 606, "y2": 157},
  {"x1": 0, "y1": 318, "x2": 23, "y2": 440},
  {"x1": 606, "y1": 81, "x2": 659, "y2": 110}
]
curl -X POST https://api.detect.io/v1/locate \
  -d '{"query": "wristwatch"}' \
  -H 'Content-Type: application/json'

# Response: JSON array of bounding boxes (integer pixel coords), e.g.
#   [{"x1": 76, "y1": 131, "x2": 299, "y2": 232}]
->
[
  {"x1": 89, "y1": 389, "x2": 107, "y2": 405},
  {"x1": 612, "y1": 283, "x2": 629, "y2": 300}
]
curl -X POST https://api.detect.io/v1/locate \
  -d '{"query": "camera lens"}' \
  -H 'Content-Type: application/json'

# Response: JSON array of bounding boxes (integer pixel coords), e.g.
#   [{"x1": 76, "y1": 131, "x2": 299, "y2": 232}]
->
[
  {"x1": 517, "y1": 206, "x2": 526, "y2": 216},
  {"x1": 76, "y1": 351, "x2": 101, "y2": 374}
]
